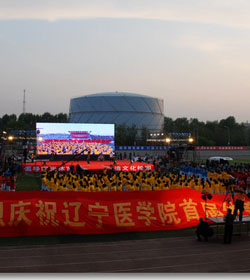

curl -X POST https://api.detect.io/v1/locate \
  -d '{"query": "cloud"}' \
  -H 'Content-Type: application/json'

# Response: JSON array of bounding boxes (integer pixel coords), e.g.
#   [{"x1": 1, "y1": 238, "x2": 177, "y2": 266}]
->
[
  {"x1": 1, "y1": 0, "x2": 250, "y2": 29},
  {"x1": 174, "y1": 36, "x2": 225, "y2": 53}
]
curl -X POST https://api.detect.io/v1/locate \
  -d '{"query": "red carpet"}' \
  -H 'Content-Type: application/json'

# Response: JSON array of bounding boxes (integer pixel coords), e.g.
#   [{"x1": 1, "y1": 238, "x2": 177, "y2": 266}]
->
[{"x1": 21, "y1": 160, "x2": 154, "y2": 173}]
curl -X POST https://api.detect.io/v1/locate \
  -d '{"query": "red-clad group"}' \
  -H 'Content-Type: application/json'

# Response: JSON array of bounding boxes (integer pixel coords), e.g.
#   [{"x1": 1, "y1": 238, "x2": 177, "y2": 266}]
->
[{"x1": 0, "y1": 172, "x2": 16, "y2": 191}]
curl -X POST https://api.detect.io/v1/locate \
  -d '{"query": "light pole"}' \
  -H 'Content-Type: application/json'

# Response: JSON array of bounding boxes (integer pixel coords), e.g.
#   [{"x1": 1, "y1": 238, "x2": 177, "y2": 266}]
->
[{"x1": 224, "y1": 126, "x2": 230, "y2": 146}]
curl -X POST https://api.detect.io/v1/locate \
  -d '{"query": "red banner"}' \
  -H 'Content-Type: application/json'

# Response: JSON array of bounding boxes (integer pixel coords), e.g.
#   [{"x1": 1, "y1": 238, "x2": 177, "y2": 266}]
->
[
  {"x1": 195, "y1": 146, "x2": 247, "y2": 150},
  {"x1": 21, "y1": 161, "x2": 154, "y2": 173},
  {"x1": 0, "y1": 189, "x2": 249, "y2": 237}
]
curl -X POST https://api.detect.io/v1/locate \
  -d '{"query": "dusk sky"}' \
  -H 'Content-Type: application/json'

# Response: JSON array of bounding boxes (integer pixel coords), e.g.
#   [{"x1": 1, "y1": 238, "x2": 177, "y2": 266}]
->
[{"x1": 1, "y1": 0, "x2": 250, "y2": 122}]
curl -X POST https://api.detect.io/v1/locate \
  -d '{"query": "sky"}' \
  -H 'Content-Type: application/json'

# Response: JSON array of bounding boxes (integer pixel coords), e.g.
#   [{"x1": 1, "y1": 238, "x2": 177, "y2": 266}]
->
[{"x1": 1, "y1": 0, "x2": 250, "y2": 123}]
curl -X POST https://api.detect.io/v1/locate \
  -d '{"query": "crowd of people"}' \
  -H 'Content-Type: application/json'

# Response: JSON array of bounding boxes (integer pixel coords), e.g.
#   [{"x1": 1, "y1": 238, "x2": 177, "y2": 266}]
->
[
  {"x1": 2, "y1": 149, "x2": 250, "y2": 245},
  {"x1": 41, "y1": 158, "x2": 250, "y2": 244},
  {"x1": 0, "y1": 155, "x2": 19, "y2": 191},
  {"x1": 36, "y1": 141, "x2": 113, "y2": 156},
  {"x1": 2, "y1": 149, "x2": 250, "y2": 198},
  {"x1": 40, "y1": 163, "x2": 242, "y2": 194}
]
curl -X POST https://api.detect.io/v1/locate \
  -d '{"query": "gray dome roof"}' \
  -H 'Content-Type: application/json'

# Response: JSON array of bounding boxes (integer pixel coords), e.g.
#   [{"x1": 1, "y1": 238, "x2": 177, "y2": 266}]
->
[
  {"x1": 74, "y1": 92, "x2": 155, "y2": 99},
  {"x1": 69, "y1": 92, "x2": 164, "y2": 131}
]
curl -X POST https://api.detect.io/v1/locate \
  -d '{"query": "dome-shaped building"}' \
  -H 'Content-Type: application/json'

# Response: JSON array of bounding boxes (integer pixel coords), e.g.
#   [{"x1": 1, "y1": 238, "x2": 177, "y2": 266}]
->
[{"x1": 69, "y1": 92, "x2": 164, "y2": 131}]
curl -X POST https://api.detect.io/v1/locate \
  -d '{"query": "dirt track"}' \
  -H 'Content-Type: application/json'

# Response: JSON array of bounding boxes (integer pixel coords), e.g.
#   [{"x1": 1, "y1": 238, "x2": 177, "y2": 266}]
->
[{"x1": 0, "y1": 234, "x2": 250, "y2": 273}]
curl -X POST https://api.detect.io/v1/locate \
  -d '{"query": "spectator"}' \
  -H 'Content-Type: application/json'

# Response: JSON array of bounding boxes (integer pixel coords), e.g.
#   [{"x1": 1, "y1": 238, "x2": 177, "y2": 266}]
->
[
  {"x1": 233, "y1": 183, "x2": 246, "y2": 221},
  {"x1": 223, "y1": 208, "x2": 235, "y2": 244},
  {"x1": 196, "y1": 217, "x2": 213, "y2": 241}
]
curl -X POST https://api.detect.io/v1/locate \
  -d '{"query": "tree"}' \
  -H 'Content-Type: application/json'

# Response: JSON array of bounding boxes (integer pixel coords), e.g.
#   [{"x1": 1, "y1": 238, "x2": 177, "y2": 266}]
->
[
  {"x1": 127, "y1": 125, "x2": 138, "y2": 146},
  {"x1": 18, "y1": 113, "x2": 38, "y2": 129},
  {"x1": 54, "y1": 113, "x2": 68, "y2": 123},
  {"x1": 1, "y1": 113, "x2": 250, "y2": 146},
  {"x1": 115, "y1": 124, "x2": 138, "y2": 146},
  {"x1": 140, "y1": 126, "x2": 150, "y2": 145},
  {"x1": 219, "y1": 116, "x2": 236, "y2": 128},
  {"x1": 163, "y1": 117, "x2": 175, "y2": 133},
  {"x1": 173, "y1": 118, "x2": 190, "y2": 132},
  {"x1": 40, "y1": 112, "x2": 55, "y2": 123},
  {"x1": 115, "y1": 124, "x2": 127, "y2": 146}
]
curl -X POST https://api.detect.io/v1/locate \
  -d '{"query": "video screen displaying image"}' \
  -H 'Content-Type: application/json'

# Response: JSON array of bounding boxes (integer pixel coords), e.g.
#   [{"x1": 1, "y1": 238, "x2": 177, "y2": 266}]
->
[{"x1": 36, "y1": 123, "x2": 115, "y2": 156}]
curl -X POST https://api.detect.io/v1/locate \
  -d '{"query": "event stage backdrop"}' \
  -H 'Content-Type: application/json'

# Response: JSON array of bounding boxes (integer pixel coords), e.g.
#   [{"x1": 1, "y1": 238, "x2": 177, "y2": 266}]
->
[
  {"x1": 0, "y1": 189, "x2": 248, "y2": 237},
  {"x1": 36, "y1": 122, "x2": 115, "y2": 156}
]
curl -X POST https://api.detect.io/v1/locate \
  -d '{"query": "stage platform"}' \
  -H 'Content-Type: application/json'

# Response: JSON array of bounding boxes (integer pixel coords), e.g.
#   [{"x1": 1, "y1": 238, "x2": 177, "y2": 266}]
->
[{"x1": 21, "y1": 160, "x2": 154, "y2": 173}]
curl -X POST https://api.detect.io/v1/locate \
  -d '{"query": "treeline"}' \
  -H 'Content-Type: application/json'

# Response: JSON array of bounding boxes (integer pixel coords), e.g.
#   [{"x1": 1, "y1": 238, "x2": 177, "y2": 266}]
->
[
  {"x1": 116, "y1": 116, "x2": 250, "y2": 146},
  {"x1": 163, "y1": 116, "x2": 250, "y2": 146},
  {"x1": 0, "y1": 113, "x2": 68, "y2": 131},
  {"x1": 0, "y1": 113, "x2": 249, "y2": 146}
]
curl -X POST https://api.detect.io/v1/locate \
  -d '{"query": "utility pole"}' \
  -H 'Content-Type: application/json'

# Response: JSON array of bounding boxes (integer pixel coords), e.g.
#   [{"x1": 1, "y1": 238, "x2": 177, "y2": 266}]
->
[
  {"x1": 23, "y1": 89, "x2": 26, "y2": 114},
  {"x1": 224, "y1": 126, "x2": 230, "y2": 146}
]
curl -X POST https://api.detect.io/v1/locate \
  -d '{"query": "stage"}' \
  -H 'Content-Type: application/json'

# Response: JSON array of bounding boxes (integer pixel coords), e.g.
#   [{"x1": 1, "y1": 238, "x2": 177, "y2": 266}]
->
[{"x1": 21, "y1": 160, "x2": 154, "y2": 173}]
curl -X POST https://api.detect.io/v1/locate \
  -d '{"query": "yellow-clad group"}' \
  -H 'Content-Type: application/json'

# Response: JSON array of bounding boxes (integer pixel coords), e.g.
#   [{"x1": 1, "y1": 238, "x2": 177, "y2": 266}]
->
[{"x1": 41, "y1": 168, "x2": 232, "y2": 194}]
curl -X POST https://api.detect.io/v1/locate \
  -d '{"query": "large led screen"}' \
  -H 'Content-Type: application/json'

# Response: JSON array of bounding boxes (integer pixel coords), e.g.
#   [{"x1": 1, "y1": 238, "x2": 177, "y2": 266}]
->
[{"x1": 36, "y1": 123, "x2": 115, "y2": 156}]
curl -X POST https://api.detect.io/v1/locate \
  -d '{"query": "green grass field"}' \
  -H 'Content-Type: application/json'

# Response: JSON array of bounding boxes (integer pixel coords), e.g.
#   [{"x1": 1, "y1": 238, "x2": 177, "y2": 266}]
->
[
  {"x1": 16, "y1": 173, "x2": 41, "y2": 191},
  {"x1": 231, "y1": 159, "x2": 250, "y2": 164},
  {"x1": 0, "y1": 227, "x2": 198, "y2": 247}
]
